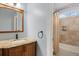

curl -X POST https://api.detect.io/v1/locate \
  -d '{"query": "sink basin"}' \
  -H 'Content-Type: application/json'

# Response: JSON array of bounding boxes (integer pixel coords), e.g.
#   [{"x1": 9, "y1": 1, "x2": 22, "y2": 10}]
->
[
  {"x1": 13, "y1": 39, "x2": 26, "y2": 42},
  {"x1": 0, "y1": 37, "x2": 36, "y2": 48}
]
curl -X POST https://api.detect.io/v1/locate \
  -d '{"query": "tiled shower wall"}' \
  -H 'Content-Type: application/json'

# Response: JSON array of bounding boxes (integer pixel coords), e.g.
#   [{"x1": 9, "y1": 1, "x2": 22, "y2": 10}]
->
[{"x1": 60, "y1": 16, "x2": 79, "y2": 46}]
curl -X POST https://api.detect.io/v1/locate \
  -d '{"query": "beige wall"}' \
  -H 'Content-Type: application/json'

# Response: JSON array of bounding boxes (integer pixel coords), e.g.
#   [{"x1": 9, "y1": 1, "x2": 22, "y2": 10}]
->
[
  {"x1": 60, "y1": 16, "x2": 79, "y2": 31},
  {"x1": 60, "y1": 16, "x2": 79, "y2": 46}
]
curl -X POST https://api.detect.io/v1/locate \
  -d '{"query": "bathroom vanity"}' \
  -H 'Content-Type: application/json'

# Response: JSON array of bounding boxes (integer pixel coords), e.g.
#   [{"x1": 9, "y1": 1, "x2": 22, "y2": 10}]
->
[
  {"x1": 0, "y1": 4, "x2": 37, "y2": 56},
  {"x1": 0, "y1": 38, "x2": 37, "y2": 56}
]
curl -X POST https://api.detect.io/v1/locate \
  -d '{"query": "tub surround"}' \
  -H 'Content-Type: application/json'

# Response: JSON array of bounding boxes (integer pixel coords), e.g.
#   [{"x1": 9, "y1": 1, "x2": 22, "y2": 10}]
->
[{"x1": 60, "y1": 16, "x2": 79, "y2": 46}]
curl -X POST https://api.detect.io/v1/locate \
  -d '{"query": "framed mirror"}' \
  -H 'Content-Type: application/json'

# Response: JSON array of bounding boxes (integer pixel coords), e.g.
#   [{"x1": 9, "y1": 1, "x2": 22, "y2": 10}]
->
[{"x1": 0, "y1": 3, "x2": 24, "y2": 33}]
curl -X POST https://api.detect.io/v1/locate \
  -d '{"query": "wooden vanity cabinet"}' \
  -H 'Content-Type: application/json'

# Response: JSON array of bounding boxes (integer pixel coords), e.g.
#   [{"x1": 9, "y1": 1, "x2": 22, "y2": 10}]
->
[
  {"x1": 24, "y1": 42, "x2": 36, "y2": 56},
  {"x1": 0, "y1": 42, "x2": 37, "y2": 56},
  {"x1": 9, "y1": 46, "x2": 24, "y2": 56},
  {"x1": 2, "y1": 45, "x2": 24, "y2": 56},
  {"x1": 0, "y1": 49, "x2": 2, "y2": 56}
]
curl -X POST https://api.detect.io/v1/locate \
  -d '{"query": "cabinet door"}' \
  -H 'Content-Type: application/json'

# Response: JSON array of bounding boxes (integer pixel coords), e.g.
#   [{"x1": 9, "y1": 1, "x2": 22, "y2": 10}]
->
[
  {"x1": 24, "y1": 42, "x2": 36, "y2": 56},
  {"x1": 0, "y1": 49, "x2": 2, "y2": 56},
  {"x1": 8, "y1": 45, "x2": 24, "y2": 56}
]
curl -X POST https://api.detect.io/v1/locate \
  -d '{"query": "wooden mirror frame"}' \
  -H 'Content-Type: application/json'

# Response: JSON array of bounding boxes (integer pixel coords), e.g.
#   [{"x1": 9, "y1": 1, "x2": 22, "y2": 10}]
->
[{"x1": 0, "y1": 3, "x2": 24, "y2": 33}]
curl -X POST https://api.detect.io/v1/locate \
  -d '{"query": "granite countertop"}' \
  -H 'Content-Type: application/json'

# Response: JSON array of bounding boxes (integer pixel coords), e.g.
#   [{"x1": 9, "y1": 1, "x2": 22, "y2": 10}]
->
[{"x1": 0, "y1": 37, "x2": 36, "y2": 48}]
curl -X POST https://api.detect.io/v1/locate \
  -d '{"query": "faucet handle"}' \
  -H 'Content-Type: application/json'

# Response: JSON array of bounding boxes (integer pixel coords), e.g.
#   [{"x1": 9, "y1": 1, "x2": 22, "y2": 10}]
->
[
  {"x1": 16, "y1": 34, "x2": 18, "y2": 39},
  {"x1": 62, "y1": 26, "x2": 67, "y2": 31}
]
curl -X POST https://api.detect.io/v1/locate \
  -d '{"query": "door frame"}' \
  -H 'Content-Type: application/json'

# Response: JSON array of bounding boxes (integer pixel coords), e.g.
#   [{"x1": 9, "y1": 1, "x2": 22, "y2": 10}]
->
[
  {"x1": 53, "y1": 4, "x2": 73, "y2": 55},
  {"x1": 53, "y1": 13, "x2": 60, "y2": 55}
]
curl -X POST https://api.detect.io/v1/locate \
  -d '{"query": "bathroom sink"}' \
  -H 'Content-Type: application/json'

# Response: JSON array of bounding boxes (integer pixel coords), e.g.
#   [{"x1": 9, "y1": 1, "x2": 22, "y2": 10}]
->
[
  {"x1": 13, "y1": 39, "x2": 26, "y2": 42},
  {"x1": 0, "y1": 37, "x2": 36, "y2": 48}
]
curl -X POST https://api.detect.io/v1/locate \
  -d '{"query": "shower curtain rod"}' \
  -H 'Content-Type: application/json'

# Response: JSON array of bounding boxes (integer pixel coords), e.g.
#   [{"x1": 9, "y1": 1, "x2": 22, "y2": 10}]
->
[{"x1": 53, "y1": 3, "x2": 73, "y2": 14}]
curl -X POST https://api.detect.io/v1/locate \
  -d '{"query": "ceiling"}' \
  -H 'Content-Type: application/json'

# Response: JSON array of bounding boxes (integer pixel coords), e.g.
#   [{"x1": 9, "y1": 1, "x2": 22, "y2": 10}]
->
[
  {"x1": 53, "y1": 3, "x2": 79, "y2": 13},
  {"x1": 53, "y1": 3, "x2": 71, "y2": 12},
  {"x1": 53, "y1": 3, "x2": 70, "y2": 10}
]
